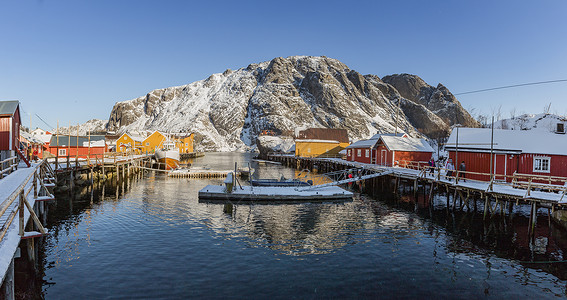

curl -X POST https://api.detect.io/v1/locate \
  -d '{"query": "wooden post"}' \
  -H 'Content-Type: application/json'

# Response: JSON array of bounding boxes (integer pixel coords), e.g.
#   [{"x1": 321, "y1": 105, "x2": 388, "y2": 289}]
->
[
  {"x1": 483, "y1": 195, "x2": 489, "y2": 220},
  {"x1": 33, "y1": 171, "x2": 38, "y2": 199},
  {"x1": 18, "y1": 190, "x2": 25, "y2": 236}
]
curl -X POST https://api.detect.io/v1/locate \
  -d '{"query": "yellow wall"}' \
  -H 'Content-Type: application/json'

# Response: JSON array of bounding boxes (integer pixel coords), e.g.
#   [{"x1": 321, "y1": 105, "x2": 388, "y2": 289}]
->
[
  {"x1": 141, "y1": 131, "x2": 165, "y2": 153},
  {"x1": 295, "y1": 141, "x2": 344, "y2": 157},
  {"x1": 175, "y1": 134, "x2": 194, "y2": 153},
  {"x1": 116, "y1": 133, "x2": 142, "y2": 153}
]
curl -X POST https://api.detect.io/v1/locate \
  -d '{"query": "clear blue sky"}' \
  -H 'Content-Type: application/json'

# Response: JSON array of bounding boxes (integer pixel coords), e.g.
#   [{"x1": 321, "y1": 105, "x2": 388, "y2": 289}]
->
[{"x1": 1, "y1": 0, "x2": 566, "y2": 130}]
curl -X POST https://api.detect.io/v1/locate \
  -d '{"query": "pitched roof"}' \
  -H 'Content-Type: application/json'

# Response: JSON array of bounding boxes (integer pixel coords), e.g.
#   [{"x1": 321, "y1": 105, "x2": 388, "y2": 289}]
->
[
  {"x1": 380, "y1": 136, "x2": 434, "y2": 152},
  {"x1": 297, "y1": 128, "x2": 349, "y2": 143},
  {"x1": 49, "y1": 135, "x2": 106, "y2": 147},
  {"x1": 446, "y1": 127, "x2": 567, "y2": 156},
  {"x1": 0, "y1": 101, "x2": 19, "y2": 116},
  {"x1": 368, "y1": 132, "x2": 407, "y2": 140},
  {"x1": 345, "y1": 139, "x2": 378, "y2": 149}
]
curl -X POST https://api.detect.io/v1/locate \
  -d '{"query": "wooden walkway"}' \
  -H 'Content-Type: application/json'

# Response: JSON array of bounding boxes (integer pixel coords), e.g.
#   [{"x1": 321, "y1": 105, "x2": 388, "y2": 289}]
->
[{"x1": 0, "y1": 160, "x2": 56, "y2": 290}]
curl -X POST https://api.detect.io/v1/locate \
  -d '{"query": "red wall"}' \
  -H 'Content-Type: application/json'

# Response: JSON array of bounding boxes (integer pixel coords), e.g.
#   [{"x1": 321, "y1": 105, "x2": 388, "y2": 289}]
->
[
  {"x1": 47, "y1": 146, "x2": 107, "y2": 158},
  {"x1": 394, "y1": 151, "x2": 432, "y2": 168},
  {"x1": 374, "y1": 145, "x2": 432, "y2": 167},
  {"x1": 347, "y1": 147, "x2": 373, "y2": 164},
  {"x1": 448, "y1": 151, "x2": 567, "y2": 182}
]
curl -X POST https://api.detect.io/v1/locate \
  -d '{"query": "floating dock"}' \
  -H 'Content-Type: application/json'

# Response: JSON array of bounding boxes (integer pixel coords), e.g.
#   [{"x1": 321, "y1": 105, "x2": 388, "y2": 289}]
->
[
  {"x1": 168, "y1": 168, "x2": 242, "y2": 178},
  {"x1": 198, "y1": 185, "x2": 353, "y2": 202}
]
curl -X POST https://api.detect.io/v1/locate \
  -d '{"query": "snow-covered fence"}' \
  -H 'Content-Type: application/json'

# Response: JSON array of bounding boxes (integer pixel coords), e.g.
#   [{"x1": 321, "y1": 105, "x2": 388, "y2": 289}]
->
[{"x1": 0, "y1": 156, "x2": 18, "y2": 179}]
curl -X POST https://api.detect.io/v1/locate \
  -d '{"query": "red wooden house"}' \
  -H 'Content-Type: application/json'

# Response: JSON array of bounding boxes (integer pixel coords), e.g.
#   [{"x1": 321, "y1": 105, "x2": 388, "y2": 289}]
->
[
  {"x1": 446, "y1": 128, "x2": 567, "y2": 182},
  {"x1": 345, "y1": 133, "x2": 407, "y2": 163},
  {"x1": 0, "y1": 101, "x2": 21, "y2": 159},
  {"x1": 375, "y1": 136, "x2": 434, "y2": 167},
  {"x1": 46, "y1": 135, "x2": 107, "y2": 158}
]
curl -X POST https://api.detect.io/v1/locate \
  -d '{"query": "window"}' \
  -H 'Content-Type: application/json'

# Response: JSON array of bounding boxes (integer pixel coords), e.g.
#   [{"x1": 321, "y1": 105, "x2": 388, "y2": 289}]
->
[
  {"x1": 357, "y1": 149, "x2": 361, "y2": 157},
  {"x1": 307, "y1": 148, "x2": 311, "y2": 153},
  {"x1": 365, "y1": 149, "x2": 369, "y2": 158},
  {"x1": 58, "y1": 149, "x2": 66, "y2": 156},
  {"x1": 348, "y1": 149, "x2": 351, "y2": 156},
  {"x1": 146, "y1": 142, "x2": 150, "y2": 146},
  {"x1": 557, "y1": 123, "x2": 565, "y2": 134},
  {"x1": 185, "y1": 143, "x2": 188, "y2": 147},
  {"x1": 533, "y1": 156, "x2": 550, "y2": 173}
]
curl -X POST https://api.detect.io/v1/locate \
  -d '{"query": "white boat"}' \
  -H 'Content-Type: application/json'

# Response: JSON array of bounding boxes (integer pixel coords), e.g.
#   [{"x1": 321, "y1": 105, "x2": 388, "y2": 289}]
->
[{"x1": 155, "y1": 141, "x2": 180, "y2": 170}]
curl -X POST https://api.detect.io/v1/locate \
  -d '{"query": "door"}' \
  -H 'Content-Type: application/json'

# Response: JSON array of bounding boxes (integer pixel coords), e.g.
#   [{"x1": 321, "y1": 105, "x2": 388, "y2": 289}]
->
[
  {"x1": 493, "y1": 154, "x2": 507, "y2": 181},
  {"x1": 381, "y1": 150, "x2": 387, "y2": 166}
]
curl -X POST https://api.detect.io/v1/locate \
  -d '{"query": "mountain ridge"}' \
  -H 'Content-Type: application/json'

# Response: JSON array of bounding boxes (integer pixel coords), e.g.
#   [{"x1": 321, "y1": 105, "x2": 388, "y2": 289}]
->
[{"x1": 83, "y1": 56, "x2": 479, "y2": 151}]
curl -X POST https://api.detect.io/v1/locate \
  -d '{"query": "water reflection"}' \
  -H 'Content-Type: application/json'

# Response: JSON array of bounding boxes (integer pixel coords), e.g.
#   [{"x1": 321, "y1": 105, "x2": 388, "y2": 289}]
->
[{"x1": 31, "y1": 153, "x2": 567, "y2": 298}]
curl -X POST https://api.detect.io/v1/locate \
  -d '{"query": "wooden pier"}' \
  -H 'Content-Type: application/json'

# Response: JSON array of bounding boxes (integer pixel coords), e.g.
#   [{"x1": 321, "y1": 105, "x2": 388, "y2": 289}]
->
[
  {"x1": 267, "y1": 153, "x2": 567, "y2": 236},
  {"x1": 0, "y1": 159, "x2": 56, "y2": 299}
]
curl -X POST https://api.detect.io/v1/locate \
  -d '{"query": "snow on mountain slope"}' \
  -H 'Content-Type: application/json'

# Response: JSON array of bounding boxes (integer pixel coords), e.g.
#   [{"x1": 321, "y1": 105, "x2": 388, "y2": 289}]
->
[{"x1": 106, "y1": 56, "x2": 474, "y2": 151}]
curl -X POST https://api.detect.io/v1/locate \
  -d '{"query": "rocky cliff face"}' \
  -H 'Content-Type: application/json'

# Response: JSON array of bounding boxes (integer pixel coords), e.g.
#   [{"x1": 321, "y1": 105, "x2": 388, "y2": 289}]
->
[
  {"x1": 106, "y1": 56, "x2": 475, "y2": 151},
  {"x1": 382, "y1": 74, "x2": 479, "y2": 128}
]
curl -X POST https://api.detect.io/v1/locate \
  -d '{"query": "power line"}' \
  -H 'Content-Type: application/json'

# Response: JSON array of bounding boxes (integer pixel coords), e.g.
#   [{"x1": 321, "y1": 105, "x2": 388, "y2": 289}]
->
[
  {"x1": 454, "y1": 79, "x2": 567, "y2": 96},
  {"x1": 35, "y1": 114, "x2": 55, "y2": 131}
]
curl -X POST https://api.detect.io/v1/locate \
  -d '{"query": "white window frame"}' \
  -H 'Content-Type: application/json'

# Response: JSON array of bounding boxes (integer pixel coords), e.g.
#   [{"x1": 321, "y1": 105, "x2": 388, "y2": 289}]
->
[
  {"x1": 58, "y1": 148, "x2": 66, "y2": 156},
  {"x1": 533, "y1": 156, "x2": 551, "y2": 173},
  {"x1": 365, "y1": 149, "x2": 369, "y2": 158},
  {"x1": 357, "y1": 149, "x2": 361, "y2": 157}
]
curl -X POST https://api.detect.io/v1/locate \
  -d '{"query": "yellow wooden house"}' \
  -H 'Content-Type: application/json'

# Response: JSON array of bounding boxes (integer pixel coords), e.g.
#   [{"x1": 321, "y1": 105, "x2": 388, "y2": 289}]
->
[
  {"x1": 294, "y1": 128, "x2": 350, "y2": 157},
  {"x1": 141, "y1": 131, "x2": 166, "y2": 153},
  {"x1": 174, "y1": 133, "x2": 194, "y2": 153},
  {"x1": 116, "y1": 133, "x2": 144, "y2": 154},
  {"x1": 295, "y1": 139, "x2": 343, "y2": 157}
]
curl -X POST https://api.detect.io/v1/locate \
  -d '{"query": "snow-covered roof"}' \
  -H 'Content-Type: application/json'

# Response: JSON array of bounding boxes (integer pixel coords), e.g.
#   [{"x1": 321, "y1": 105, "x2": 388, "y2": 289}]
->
[
  {"x1": 380, "y1": 136, "x2": 434, "y2": 152},
  {"x1": 295, "y1": 139, "x2": 340, "y2": 144},
  {"x1": 345, "y1": 139, "x2": 378, "y2": 149},
  {"x1": 20, "y1": 131, "x2": 43, "y2": 144},
  {"x1": 446, "y1": 127, "x2": 567, "y2": 156},
  {"x1": 369, "y1": 132, "x2": 407, "y2": 140}
]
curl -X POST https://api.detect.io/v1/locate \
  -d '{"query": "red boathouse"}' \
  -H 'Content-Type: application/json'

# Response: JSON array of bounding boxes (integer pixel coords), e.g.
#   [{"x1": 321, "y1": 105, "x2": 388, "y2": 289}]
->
[
  {"x1": 345, "y1": 133, "x2": 407, "y2": 164},
  {"x1": 375, "y1": 136, "x2": 434, "y2": 167},
  {"x1": 0, "y1": 101, "x2": 21, "y2": 159},
  {"x1": 446, "y1": 128, "x2": 567, "y2": 182}
]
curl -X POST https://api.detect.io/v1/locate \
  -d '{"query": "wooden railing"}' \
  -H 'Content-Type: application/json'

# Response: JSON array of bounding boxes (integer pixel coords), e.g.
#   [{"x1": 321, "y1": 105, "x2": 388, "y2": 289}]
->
[
  {"x1": 0, "y1": 156, "x2": 18, "y2": 179},
  {"x1": 0, "y1": 160, "x2": 55, "y2": 243},
  {"x1": 397, "y1": 160, "x2": 567, "y2": 201},
  {"x1": 46, "y1": 151, "x2": 147, "y2": 171}
]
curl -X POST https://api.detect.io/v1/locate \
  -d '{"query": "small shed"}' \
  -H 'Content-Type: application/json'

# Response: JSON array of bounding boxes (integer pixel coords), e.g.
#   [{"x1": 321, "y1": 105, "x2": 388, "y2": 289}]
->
[
  {"x1": 0, "y1": 101, "x2": 21, "y2": 158},
  {"x1": 446, "y1": 128, "x2": 567, "y2": 182},
  {"x1": 375, "y1": 136, "x2": 434, "y2": 167}
]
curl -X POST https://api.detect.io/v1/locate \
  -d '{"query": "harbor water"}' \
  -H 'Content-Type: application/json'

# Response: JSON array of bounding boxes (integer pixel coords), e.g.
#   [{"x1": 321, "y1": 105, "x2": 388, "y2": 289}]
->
[{"x1": 23, "y1": 153, "x2": 567, "y2": 298}]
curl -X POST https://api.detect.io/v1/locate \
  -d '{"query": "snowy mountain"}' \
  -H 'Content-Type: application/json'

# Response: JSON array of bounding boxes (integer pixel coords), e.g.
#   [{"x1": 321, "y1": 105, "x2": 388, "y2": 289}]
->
[
  {"x1": 494, "y1": 113, "x2": 566, "y2": 133},
  {"x1": 105, "y1": 56, "x2": 478, "y2": 151},
  {"x1": 57, "y1": 119, "x2": 109, "y2": 136}
]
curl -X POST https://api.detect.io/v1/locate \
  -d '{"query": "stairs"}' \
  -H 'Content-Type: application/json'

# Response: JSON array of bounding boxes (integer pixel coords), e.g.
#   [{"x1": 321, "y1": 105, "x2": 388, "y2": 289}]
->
[{"x1": 15, "y1": 148, "x2": 31, "y2": 167}]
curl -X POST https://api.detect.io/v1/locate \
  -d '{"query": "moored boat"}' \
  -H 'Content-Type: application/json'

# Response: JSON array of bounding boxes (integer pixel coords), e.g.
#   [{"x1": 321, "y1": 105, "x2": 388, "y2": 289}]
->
[{"x1": 155, "y1": 140, "x2": 180, "y2": 170}]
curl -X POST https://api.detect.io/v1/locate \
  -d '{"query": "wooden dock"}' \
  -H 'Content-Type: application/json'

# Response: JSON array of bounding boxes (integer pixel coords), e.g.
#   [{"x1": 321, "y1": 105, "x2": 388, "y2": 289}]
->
[
  {"x1": 168, "y1": 168, "x2": 243, "y2": 178},
  {"x1": 198, "y1": 184, "x2": 353, "y2": 203},
  {"x1": 0, "y1": 159, "x2": 56, "y2": 297},
  {"x1": 267, "y1": 153, "x2": 567, "y2": 236}
]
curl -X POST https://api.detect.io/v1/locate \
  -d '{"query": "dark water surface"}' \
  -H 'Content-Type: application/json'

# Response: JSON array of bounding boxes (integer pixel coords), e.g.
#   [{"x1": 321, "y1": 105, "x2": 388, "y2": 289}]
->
[{"x1": 35, "y1": 153, "x2": 567, "y2": 298}]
